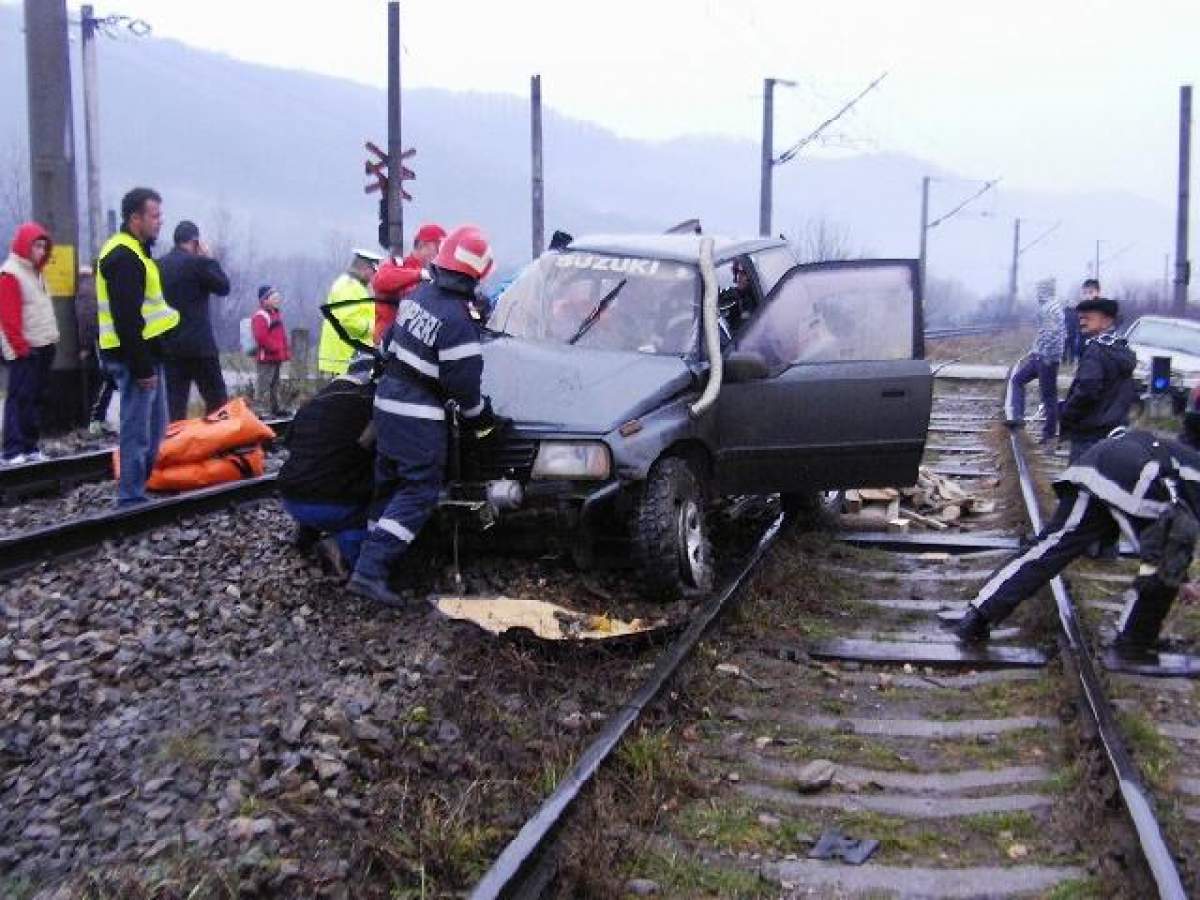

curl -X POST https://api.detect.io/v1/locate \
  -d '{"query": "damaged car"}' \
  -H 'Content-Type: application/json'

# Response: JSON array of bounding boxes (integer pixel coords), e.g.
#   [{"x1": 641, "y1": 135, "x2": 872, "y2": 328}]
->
[{"x1": 446, "y1": 234, "x2": 933, "y2": 599}]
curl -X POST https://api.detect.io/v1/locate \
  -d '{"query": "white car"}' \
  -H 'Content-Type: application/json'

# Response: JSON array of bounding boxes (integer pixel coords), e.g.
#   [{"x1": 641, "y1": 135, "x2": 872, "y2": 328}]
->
[{"x1": 1123, "y1": 315, "x2": 1200, "y2": 392}]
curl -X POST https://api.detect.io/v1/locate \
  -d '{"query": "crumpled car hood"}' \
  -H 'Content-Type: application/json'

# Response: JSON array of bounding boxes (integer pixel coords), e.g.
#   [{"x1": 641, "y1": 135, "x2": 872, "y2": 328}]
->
[{"x1": 481, "y1": 336, "x2": 695, "y2": 433}]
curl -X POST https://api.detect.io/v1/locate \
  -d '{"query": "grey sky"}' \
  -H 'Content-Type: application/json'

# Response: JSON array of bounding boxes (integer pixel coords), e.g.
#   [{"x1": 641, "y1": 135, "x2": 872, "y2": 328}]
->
[{"x1": 64, "y1": 0, "x2": 1199, "y2": 205}]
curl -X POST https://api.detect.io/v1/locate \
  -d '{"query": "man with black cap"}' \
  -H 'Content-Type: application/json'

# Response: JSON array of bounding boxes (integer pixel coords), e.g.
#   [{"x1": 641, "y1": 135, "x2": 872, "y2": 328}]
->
[
  {"x1": 953, "y1": 395, "x2": 1200, "y2": 652},
  {"x1": 158, "y1": 220, "x2": 232, "y2": 420},
  {"x1": 1059, "y1": 294, "x2": 1136, "y2": 464}
]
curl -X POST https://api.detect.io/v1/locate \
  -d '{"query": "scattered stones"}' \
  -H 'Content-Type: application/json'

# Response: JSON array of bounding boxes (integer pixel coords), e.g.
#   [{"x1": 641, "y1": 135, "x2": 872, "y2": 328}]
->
[{"x1": 626, "y1": 878, "x2": 661, "y2": 896}]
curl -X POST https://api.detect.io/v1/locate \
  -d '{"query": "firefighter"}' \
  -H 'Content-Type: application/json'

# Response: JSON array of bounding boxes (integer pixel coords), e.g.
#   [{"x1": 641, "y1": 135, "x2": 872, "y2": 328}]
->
[
  {"x1": 348, "y1": 225, "x2": 506, "y2": 607},
  {"x1": 372, "y1": 223, "x2": 446, "y2": 342},
  {"x1": 953, "y1": 401, "x2": 1200, "y2": 652},
  {"x1": 318, "y1": 249, "x2": 382, "y2": 376}
]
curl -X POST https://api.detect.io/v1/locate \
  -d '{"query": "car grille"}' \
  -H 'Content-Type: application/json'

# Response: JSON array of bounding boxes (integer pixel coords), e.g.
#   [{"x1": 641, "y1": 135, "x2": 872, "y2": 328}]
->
[{"x1": 464, "y1": 437, "x2": 539, "y2": 482}]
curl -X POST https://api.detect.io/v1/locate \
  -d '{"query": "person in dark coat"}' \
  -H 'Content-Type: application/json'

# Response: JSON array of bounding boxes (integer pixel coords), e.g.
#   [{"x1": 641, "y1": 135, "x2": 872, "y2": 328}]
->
[
  {"x1": 279, "y1": 356, "x2": 376, "y2": 576},
  {"x1": 1059, "y1": 295, "x2": 1136, "y2": 463},
  {"x1": 348, "y1": 225, "x2": 505, "y2": 608},
  {"x1": 158, "y1": 220, "x2": 231, "y2": 420}
]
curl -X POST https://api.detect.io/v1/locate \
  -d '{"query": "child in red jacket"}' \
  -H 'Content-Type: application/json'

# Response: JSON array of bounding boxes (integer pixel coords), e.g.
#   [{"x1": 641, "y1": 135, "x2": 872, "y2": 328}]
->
[
  {"x1": 251, "y1": 285, "x2": 290, "y2": 416},
  {"x1": 0, "y1": 222, "x2": 59, "y2": 463}
]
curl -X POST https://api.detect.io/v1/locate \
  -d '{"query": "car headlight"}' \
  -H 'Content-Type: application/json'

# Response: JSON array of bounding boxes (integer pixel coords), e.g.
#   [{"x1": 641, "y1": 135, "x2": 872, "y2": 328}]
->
[{"x1": 531, "y1": 441, "x2": 611, "y2": 480}]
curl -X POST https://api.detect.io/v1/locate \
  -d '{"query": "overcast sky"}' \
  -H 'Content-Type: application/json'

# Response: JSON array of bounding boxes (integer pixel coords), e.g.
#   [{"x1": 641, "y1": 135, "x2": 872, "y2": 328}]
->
[{"x1": 60, "y1": 0, "x2": 1199, "y2": 204}]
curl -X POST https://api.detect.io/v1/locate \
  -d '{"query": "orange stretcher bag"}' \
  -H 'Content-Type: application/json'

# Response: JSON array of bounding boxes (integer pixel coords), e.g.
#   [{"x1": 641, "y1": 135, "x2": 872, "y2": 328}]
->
[
  {"x1": 145, "y1": 446, "x2": 265, "y2": 492},
  {"x1": 113, "y1": 398, "x2": 276, "y2": 491}
]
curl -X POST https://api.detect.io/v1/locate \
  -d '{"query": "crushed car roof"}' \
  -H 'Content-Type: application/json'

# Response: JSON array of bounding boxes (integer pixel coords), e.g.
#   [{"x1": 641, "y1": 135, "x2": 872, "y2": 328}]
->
[{"x1": 567, "y1": 234, "x2": 788, "y2": 264}]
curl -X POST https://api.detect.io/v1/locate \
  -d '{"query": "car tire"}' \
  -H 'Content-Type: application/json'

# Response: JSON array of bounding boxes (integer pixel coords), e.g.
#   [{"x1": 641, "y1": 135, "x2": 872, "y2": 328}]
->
[
  {"x1": 634, "y1": 456, "x2": 714, "y2": 600},
  {"x1": 781, "y1": 490, "x2": 844, "y2": 530}
]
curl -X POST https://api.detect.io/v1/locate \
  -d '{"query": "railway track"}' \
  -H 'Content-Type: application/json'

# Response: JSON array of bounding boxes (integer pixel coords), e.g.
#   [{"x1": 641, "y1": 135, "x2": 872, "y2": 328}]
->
[
  {"x1": 471, "y1": 375, "x2": 1197, "y2": 898},
  {"x1": 1, "y1": 378, "x2": 1197, "y2": 897}
]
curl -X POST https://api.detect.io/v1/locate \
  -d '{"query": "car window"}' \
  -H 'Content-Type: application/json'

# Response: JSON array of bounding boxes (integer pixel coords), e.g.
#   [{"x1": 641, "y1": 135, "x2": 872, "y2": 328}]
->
[
  {"x1": 488, "y1": 251, "x2": 700, "y2": 355},
  {"x1": 1126, "y1": 320, "x2": 1200, "y2": 356},
  {"x1": 736, "y1": 263, "x2": 916, "y2": 369},
  {"x1": 749, "y1": 245, "x2": 799, "y2": 298}
]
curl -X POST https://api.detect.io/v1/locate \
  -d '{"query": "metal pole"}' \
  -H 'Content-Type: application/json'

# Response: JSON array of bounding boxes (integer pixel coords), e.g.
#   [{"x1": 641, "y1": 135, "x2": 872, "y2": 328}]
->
[
  {"x1": 24, "y1": 0, "x2": 83, "y2": 429},
  {"x1": 759, "y1": 78, "x2": 774, "y2": 237},
  {"x1": 385, "y1": 1, "x2": 404, "y2": 255},
  {"x1": 1008, "y1": 217, "x2": 1021, "y2": 317},
  {"x1": 530, "y1": 73, "x2": 544, "y2": 259},
  {"x1": 1174, "y1": 84, "x2": 1192, "y2": 314},
  {"x1": 917, "y1": 176, "x2": 930, "y2": 300},
  {"x1": 80, "y1": 5, "x2": 103, "y2": 260},
  {"x1": 1164, "y1": 253, "x2": 1171, "y2": 311}
]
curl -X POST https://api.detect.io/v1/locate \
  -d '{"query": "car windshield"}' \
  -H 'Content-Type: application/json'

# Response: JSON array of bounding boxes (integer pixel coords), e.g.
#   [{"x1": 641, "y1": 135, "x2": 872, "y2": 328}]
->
[
  {"x1": 1127, "y1": 320, "x2": 1200, "y2": 356},
  {"x1": 488, "y1": 251, "x2": 700, "y2": 355}
]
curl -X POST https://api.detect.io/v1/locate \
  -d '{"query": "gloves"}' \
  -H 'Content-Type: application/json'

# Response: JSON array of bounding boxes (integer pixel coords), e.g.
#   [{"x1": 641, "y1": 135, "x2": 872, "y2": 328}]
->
[{"x1": 464, "y1": 397, "x2": 511, "y2": 443}]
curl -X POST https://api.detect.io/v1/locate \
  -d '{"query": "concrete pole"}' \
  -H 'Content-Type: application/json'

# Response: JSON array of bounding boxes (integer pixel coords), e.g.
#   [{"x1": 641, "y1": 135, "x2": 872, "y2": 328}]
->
[
  {"x1": 385, "y1": 1, "x2": 404, "y2": 255},
  {"x1": 758, "y1": 78, "x2": 775, "y2": 237},
  {"x1": 530, "y1": 74, "x2": 544, "y2": 259},
  {"x1": 80, "y1": 5, "x2": 104, "y2": 260},
  {"x1": 1008, "y1": 218, "x2": 1021, "y2": 318},
  {"x1": 24, "y1": 0, "x2": 83, "y2": 428},
  {"x1": 1174, "y1": 85, "x2": 1192, "y2": 314},
  {"x1": 917, "y1": 176, "x2": 930, "y2": 301}
]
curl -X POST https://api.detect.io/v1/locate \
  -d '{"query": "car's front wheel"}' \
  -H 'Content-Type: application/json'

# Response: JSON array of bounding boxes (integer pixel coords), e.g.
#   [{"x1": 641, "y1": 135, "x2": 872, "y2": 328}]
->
[{"x1": 633, "y1": 456, "x2": 714, "y2": 601}]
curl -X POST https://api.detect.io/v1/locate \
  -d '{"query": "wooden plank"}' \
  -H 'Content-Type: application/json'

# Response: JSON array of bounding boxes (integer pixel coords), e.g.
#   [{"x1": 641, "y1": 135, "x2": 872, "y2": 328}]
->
[{"x1": 809, "y1": 638, "x2": 1048, "y2": 669}]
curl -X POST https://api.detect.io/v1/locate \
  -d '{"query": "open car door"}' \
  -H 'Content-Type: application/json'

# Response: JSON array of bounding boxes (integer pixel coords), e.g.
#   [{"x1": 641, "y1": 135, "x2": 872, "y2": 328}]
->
[{"x1": 715, "y1": 259, "x2": 932, "y2": 495}]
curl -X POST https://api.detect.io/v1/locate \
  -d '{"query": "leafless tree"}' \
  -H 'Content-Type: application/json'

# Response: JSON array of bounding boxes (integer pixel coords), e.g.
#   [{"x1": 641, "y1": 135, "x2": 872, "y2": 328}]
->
[{"x1": 789, "y1": 217, "x2": 861, "y2": 263}]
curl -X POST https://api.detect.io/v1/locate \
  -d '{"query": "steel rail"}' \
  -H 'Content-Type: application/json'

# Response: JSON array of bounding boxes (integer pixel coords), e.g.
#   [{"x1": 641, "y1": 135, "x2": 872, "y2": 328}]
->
[
  {"x1": 1007, "y1": 427, "x2": 1187, "y2": 900},
  {"x1": 470, "y1": 515, "x2": 785, "y2": 900},
  {"x1": 0, "y1": 473, "x2": 280, "y2": 580},
  {"x1": 0, "y1": 417, "x2": 291, "y2": 501}
]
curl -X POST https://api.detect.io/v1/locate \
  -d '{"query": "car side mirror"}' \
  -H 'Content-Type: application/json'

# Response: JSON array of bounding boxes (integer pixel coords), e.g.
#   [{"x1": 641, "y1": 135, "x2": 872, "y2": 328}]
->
[{"x1": 724, "y1": 350, "x2": 770, "y2": 382}]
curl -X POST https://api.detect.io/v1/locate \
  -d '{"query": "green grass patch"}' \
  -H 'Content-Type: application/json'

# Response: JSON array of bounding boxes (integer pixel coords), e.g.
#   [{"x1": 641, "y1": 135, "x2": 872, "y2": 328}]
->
[
  {"x1": 1044, "y1": 876, "x2": 1108, "y2": 899},
  {"x1": 781, "y1": 731, "x2": 919, "y2": 772},
  {"x1": 674, "y1": 800, "x2": 816, "y2": 854},
  {"x1": 627, "y1": 847, "x2": 772, "y2": 898},
  {"x1": 1117, "y1": 710, "x2": 1175, "y2": 789}
]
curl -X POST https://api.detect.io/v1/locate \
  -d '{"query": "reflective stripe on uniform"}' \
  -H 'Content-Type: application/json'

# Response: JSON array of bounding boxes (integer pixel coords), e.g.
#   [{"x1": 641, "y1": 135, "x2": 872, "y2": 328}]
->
[
  {"x1": 374, "y1": 518, "x2": 416, "y2": 543},
  {"x1": 972, "y1": 490, "x2": 1092, "y2": 610},
  {"x1": 389, "y1": 342, "x2": 439, "y2": 378},
  {"x1": 374, "y1": 396, "x2": 445, "y2": 421},
  {"x1": 439, "y1": 341, "x2": 481, "y2": 362},
  {"x1": 94, "y1": 231, "x2": 179, "y2": 349}
]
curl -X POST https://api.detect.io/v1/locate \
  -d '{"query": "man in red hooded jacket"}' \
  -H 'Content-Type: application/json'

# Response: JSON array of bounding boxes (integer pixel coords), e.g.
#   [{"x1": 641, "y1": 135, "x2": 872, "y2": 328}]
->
[
  {"x1": 0, "y1": 223, "x2": 59, "y2": 464},
  {"x1": 372, "y1": 223, "x2": 446, "y2": 343}
]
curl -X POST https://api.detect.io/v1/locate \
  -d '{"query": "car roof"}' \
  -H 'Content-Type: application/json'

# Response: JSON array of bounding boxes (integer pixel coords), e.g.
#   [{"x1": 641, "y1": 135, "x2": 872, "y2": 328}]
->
[
  {"x1": 566, "y1": 234, "x2": 789, "y2": 265},
  {"x1": 1130, "y1": 315, "x2": 1200, "y2": 331}
]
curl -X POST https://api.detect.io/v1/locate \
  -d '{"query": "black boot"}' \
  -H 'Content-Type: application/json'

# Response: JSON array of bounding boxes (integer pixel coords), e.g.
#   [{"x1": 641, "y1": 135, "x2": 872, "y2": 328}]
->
[{"x1": 951, "y1": 607, "x2": 991, "y2": 643}]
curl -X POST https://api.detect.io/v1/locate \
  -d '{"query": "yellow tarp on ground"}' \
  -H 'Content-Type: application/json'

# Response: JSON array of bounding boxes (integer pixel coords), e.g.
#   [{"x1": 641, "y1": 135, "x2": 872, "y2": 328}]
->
[{"x1": 433, "y1": 595, "x2": 665, "y2": 642}]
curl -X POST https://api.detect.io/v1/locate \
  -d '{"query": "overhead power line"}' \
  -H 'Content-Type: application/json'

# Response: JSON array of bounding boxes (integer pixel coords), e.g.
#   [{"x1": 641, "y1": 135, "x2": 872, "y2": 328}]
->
[
  {"x1": 774, "y1": 71, "x2": 888, "y2": 166},
  {"x1": 928, "y1": 177, "x2": 1001, "y2": 230}
]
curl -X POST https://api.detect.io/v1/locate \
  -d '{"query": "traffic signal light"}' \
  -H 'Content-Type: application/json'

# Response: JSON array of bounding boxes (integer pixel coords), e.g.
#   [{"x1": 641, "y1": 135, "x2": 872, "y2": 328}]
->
[{"x1": 1150, "y1": 356, "x2": 1172, "y2": 395}]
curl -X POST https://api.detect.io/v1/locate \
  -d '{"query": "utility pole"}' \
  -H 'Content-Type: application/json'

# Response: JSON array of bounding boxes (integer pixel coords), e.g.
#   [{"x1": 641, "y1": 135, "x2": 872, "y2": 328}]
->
[
  {"x1": 385, "y1": 1, "x2": 404, "y2": 255},
  {"x1": 24, "y1": 0, "x2": 83, "y2": 429},
  {"x1": 917, "y1": 176, "x2": 930, "y2": 299},
  {"x1": 1174, "y1": 84, "x2": 1192, "y2": 314},
  {"x1": 759, "y1": 77, "x2": 776, "y2": 237},
  {"x1": 530, "y1": 73, "x2": 544, "y2": 259},
  {"x1": 1008, "y1": 217, "x2": 1021, "y2": 317},
  {"x1": 1095, "y1": 239, "x2": 1102, "y2": 283},
  {"x1": 1164, "y1": 253, "x2": 1171, "y2": 310},
  {"x1": 80, "y1": 5, "x2": 103, "y2": 260}
]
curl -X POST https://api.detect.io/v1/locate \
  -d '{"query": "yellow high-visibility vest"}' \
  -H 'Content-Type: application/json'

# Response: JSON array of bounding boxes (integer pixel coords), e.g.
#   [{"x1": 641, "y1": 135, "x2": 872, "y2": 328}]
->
[
  {"x1": 94, "y1": 232, "x2": 180, "y2": 349},
  {"x1": 318, "y1": 272, "x2": 375, "y2": 375}
]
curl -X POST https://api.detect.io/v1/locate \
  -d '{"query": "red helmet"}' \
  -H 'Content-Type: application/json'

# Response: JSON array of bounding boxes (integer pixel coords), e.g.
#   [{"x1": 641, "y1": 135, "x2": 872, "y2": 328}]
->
[{"x1": 433, "y1": 225, "x2": 494, "y2": 280}]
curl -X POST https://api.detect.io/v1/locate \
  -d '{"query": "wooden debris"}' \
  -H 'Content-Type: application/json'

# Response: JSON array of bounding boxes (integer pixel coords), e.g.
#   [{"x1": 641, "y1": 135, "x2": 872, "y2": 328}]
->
[{"x1": 852, "y1": 466, "x2": 995, "y2": 531}]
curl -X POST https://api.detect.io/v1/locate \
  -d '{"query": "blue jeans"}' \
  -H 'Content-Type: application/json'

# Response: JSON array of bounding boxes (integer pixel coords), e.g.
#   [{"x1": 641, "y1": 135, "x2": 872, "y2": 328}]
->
[
  {"x1": 282, "y1": 499, "x2": 368, "y2": 567},
  {"x1": 3, "y1": 345, "x2": 55, "y2": 458},
  {"x1": 1005, "y1": 354, "x2": 1059, "y2": 440},
  {"x1": 106, "y1": 359, "x2": 168, "y2": 505}
]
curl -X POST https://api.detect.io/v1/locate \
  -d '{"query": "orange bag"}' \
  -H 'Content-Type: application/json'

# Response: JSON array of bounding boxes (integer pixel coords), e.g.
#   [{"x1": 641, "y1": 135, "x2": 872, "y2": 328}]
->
[
  {"x1": 113, "y1": 398, "x2": 276, "y2": 489},
  {"x1": 146, "y1": 446, "x2": 265, "y2": 492}
]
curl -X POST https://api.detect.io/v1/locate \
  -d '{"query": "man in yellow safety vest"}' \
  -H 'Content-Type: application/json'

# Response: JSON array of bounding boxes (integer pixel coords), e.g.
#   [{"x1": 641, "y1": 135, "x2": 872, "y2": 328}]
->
[
  {"x1": 318, "y1": 249, "x2": 382, "y2": 376},
  {"x1": 96, "y1": 187, "x2": 181, "y2": 505}
]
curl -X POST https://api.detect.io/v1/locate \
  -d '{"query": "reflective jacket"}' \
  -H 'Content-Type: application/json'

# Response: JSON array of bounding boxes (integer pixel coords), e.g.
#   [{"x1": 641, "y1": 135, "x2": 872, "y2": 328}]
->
[
  {"x1": 375, "y1": 268, "x2": 485, "y2": 425},
  {"x1": 96, "y1": 231, "x2": 180, "y2": 378},
  {"x1": 318, "y1": 272, "x2": 374, "y2": 375}
]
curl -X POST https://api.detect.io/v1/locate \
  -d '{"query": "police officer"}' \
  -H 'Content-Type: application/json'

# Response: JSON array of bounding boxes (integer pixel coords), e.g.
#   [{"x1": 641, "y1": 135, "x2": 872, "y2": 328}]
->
[
  {"x1": 954, "y1": 401, "x2": 1200, "y2": 651},
  {"x1": 1059, "y1": 295, "x2": 1136, "y2": 463},
  {"x1": 348, "y1": 225, "x2": 504, "y2": 607},
  {"x1": 318, "y1": 249, "x2": 381, "y2": 376}
]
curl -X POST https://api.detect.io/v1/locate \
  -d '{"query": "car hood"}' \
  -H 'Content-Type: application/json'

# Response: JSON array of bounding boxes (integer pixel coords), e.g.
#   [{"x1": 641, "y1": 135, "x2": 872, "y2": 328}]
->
[
  {"x1": 1130, "y1": 342, "x2": 1200, "y2": 374},
  {"x1": 481, "y1": 336, "x2": 695, "y2": 433}
]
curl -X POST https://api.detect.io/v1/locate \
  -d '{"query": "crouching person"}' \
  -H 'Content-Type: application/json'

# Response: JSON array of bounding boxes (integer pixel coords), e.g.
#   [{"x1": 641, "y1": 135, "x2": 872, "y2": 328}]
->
[
  {"x1": 954, "y1": 403, "x2": 1200, "y2": 652},
  {"x1": 349, "y1": 225, "x2": 506, "y2": 608},
  {"x1": 278, "y1": 356, "x2": 377, "y2": 576}
]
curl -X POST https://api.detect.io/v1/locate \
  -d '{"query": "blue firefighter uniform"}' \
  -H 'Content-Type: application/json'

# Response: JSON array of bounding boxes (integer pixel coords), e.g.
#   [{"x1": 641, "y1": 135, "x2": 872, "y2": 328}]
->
[{"x1": 349, "y1": 266, "x2": 493, "y2": 603}]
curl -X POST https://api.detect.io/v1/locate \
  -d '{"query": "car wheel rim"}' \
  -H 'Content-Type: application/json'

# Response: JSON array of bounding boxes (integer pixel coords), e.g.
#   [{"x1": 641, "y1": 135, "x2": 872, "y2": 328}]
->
[{"x1": 679, "y1": 498, "x2": 708, "y2": 587}]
